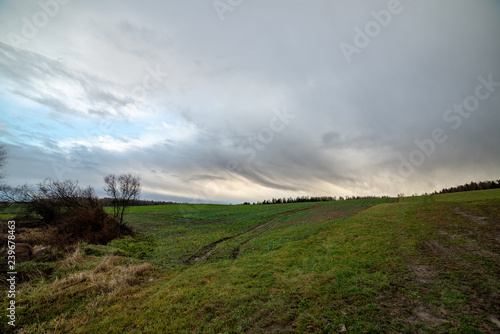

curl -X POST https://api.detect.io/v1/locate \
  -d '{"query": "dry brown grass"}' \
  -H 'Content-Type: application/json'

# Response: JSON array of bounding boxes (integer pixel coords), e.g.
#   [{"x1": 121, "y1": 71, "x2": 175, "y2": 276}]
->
[
  {"x1": 58, "y1": 246, "x2": 86, "y2": 269},
  {"x1": 11, "y1": 246, "x2": 154, "y2": 333},
  {"x1": 52, "y1": 254, "x2": 153, "y2": 296},
  {"x1": 16, "y1": 226, "x2": 58, "y2": 248},
  {"x1": 92, "y1": 254, "x2": 120, "y2": 272}
]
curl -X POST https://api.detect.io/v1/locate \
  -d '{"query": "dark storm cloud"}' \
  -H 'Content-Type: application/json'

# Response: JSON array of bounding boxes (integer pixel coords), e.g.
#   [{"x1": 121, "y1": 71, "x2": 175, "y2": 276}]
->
[{"x1": 1, "y1": 0, "x2": 499, "y2": 201}]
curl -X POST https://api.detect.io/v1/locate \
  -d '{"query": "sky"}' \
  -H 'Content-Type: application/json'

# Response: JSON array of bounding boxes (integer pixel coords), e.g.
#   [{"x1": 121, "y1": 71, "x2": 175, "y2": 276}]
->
[{"x1": 0, "y1": 0, "x2": 499, "y2": 203}]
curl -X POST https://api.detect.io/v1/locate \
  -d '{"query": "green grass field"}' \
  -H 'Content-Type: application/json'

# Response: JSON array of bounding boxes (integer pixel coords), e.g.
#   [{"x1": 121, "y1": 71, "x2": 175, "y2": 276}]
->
[{"x1": 2, "y1": 190, "x2": 500, "y2": 333}]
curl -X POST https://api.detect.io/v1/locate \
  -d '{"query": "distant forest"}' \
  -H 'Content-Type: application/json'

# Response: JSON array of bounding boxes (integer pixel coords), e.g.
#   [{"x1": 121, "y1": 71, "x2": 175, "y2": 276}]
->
[
  {"x1": 99, "y1": 198, "x2": 179, "y2": 207},
  {"x1": 432, "y1": 179, "x2": 500, "y2": 195},
  {"x1": 250, "y1": 179, "x2": 500, "y2": 206},
  {"x1": 245, "y1": 195, "x2": 389, "y2": 206}
]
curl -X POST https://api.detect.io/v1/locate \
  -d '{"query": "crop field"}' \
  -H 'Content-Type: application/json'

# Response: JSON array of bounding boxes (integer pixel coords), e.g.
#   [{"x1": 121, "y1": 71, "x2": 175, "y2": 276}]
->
[{"x1": 2, "y1": 190, "x2": 500, "y2": 333}]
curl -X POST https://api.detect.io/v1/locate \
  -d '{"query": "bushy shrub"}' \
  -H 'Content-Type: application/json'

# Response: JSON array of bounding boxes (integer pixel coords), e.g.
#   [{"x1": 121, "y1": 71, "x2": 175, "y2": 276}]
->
[
  {"x1": 59, "y1": 205, "x2": 133, "y2": 245},
  {"x1": 8, "y1": 179, "x2": 134, "y2": 248}
]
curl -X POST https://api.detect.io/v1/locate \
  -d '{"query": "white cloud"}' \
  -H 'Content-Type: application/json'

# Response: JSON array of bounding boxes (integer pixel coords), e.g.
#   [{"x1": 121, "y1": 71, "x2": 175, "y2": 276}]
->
[{"x1": 1, "y1": 0, "x2": 500, "y2": 202}]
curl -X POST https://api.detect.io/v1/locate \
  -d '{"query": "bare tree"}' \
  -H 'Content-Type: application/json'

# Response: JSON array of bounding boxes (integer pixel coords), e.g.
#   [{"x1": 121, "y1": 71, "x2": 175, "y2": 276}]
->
[
  {"x1": 0, "y1": 145, "x2": 10, "y2": 207},
  {"x1": 103, "y1": 173, "x2": 141, "y2": 224}
]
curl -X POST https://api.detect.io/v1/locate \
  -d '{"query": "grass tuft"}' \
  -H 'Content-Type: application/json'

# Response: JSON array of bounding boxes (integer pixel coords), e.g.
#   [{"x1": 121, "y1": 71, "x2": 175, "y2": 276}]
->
[{"x1": 58, "y1": 246, "x2": 86, "y2": 269}]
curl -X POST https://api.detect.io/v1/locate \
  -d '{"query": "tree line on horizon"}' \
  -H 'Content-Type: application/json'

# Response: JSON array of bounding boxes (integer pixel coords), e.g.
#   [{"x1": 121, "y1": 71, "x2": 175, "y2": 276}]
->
[
  {"x1": 244, "y1": 195, "x2": 389, "y2": 206},
  {"x1": 432, "y1": 180, "x2": 500, "y2": 195},
  {"x1": 247, "y1": 179, "x2": 500, "y2": 205},
  {"x1": 99, "y1": 198, "x2": 179, "y2": 207}
]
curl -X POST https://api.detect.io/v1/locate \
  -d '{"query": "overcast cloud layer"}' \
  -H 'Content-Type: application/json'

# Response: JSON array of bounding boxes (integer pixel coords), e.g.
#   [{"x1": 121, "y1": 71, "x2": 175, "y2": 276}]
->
[{"x1": 1, "y1": 0, "x2": 499, "y2": 203}]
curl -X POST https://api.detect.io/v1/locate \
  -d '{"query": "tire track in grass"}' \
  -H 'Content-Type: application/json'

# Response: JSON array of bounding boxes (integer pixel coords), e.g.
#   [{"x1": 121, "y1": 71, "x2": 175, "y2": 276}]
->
[
  {"x1": 232, "y1": 201, "x2": 380, "y2": 259},
  {"x1": 232, "y1": 207, "x2": 313, "y2": 259},
  {"x1": 187, "y1": 200, "x2": 381, "y2": 263},
  {"x1": 186, "y1": 236, "x2": 233, "y2": 263},
  {"x1": 187, "y1": 207, "x2": 314, "y2": 263}
]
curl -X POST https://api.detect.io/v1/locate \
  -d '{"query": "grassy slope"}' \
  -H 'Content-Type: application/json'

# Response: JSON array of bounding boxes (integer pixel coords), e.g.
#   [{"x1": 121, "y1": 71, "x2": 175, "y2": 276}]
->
[{"x1": 4, "y1": 191, "x2": 500, "y2": 333}]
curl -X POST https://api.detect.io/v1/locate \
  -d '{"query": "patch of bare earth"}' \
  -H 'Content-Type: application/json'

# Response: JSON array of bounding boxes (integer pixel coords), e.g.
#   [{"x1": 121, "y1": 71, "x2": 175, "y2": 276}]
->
[
  {"x1": 452, "y1": 207, "x2": 489, "y2": 224},
  {"x1": 402, "y1": 204, "x2": 500, "y2": 333},
  {"x1": 410, "y1": 264, "x2": 437, "y2": 284},
  {"x1": 411, "y1": 306, "x2": 449, "y2": 327}
]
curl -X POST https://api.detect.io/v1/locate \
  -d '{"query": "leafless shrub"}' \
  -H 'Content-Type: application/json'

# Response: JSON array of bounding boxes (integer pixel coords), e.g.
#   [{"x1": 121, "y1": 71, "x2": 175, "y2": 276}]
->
[
  {"x1": 6, "y1": 179, "x2": 133, "y2": 248},
  {"x1": 104, "y1": 173, "x2": 141, "y2": 224}
]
